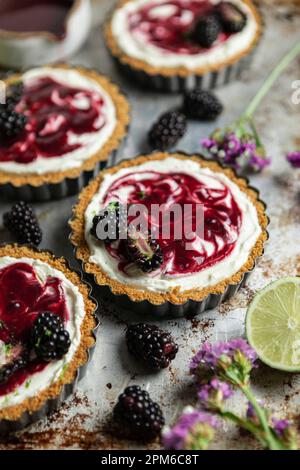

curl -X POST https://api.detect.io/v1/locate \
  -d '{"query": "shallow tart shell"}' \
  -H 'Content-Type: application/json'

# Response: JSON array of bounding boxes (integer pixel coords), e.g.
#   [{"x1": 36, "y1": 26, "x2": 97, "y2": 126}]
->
[
  {"x1": 70, "y1": 151, "x2": 269, "y2": 318},
  {"x1": 0, "y1": 64, "x2": 130, "y2": 202},
  {"x1": 104, "y1": 0, "x2": 263, "y2": 92},
  {"x1": 0, "y1": 244, "x2": 98, "y2": 433}
]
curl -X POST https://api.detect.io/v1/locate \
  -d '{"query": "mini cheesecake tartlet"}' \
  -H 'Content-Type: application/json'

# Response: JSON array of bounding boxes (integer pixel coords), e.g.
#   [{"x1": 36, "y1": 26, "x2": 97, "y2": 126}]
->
[
  {"x1": 105, "y1": 0, "x2": 262, "y2": 92},
  {"x1": 0, "y1": 244, "x2": 97, "y2": 432},
  {"x1": 0, "y1": 65, "x2": 130, "y2": 201},
  {"x1": 70, "y1": 152, "x2": 269, "y2": 317}
]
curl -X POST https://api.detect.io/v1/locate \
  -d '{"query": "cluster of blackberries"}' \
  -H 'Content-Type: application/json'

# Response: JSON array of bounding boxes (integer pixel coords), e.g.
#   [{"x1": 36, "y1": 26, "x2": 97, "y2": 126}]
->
[
  {"x1": 125, "y1": 230, "x2": 163, "y2": 273},
  {"x1": 193, "y1": 2, "x2": 247, "y2": 49},
  {"x1": 91, "y1": 204, "x2": 164, "y2": 273},
  {"x1": 112, "y1": 323, "x2": 178, "y2": 441},
  {"x1": 148, "y1": 89, "x2": 223, "y2": 151},
  {"x1": 90, "y1": 201, "x2": 127, "y2": 244}
]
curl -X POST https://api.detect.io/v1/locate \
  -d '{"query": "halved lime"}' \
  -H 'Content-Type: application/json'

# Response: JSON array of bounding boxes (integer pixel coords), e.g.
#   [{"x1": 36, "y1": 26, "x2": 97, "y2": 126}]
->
[{"x1": 246, "y1": 277, "x2": 300, "y2": 372}]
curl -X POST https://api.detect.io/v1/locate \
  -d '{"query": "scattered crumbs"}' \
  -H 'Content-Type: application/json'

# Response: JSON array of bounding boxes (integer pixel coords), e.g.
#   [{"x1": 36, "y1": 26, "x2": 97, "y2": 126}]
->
[
  {"x1": 218, "y1": 287, "x2": 255, "y2": 315},
  {"x1": 168, "y1": 366, "x2": 177, "y2": 384},
  {"x1": 189, "y1": 318, "x2": 214, "y2": 332},
  {"x1": 259, "y1": 254, "x2": 300, "y2": 279}
]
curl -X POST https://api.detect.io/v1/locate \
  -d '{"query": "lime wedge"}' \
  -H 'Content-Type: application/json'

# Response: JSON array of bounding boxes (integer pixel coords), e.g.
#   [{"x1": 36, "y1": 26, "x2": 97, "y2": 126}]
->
[{"x1": 246, "y1": 277, "x2": 300, "y2": 372}]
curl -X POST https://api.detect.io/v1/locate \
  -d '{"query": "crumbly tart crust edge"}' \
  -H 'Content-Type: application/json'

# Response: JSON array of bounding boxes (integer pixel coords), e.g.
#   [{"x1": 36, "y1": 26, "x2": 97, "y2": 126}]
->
[
  {"x1": 0, "y1": 244, "x2": 97, "y2": 422},
  {"x1": 0, "y1": 64, "x2": 130, "y2": 187},
  {"x1": 104, "y1": 0, "x2": 263, "y2": 78},
  {"x1": 70, "y1": 152, "x2": 269, "y2": 306}
]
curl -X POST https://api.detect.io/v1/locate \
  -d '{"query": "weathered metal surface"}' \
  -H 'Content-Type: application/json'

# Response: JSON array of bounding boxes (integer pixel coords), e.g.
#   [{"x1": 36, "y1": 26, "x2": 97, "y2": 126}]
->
[{"x1": 0, "y1": 0, "x2": 300, "y2": 450}]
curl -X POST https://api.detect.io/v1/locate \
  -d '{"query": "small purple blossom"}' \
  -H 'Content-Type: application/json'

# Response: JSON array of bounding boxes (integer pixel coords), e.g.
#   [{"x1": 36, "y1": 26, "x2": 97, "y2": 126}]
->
[
  {"x1": 246, "y1": 400, "x2": 264, "y2": 422},
  {"x1": 198, "y1": 378, "x2": 233, "y2": 409},
  {"x1": 228, "y1": 339, "x2": 258, "y2": 365},
  {"x1": 272, "y1": 418, "x2": 290, "y2": 437},
  {"x1": 249, "y1": 154, "x2": 272, "y2": 172},
  {"x1": 246, "y1": 402, "x2": 256, "y2": 420},
  {"x1": 286, "y1": 151, "x2": 300, "y2": 168},
  {"x1": 190, "y1": 342, "x2": 230, "y2": 372},
  {"x1": 272, "y1": 418, "x2": 298, "y2": 449},
  {"x1": 190, "y1": 339, "x2": 257, "y2": 374},
  {"x1": 162, "y1": 407, "x2": 219, "y2": 450}
]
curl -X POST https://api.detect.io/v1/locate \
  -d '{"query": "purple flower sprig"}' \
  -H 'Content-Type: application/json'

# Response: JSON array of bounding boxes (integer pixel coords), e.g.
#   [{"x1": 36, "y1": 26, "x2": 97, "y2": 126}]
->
[
  {"x1": 162, "y1": 407, "x2": 219, "y2": 451},
  {"x1": 202, "y1": 119, "x2": 271, "y2": 173},
  {"x1": 286, "y1": 151, "x2": 300, "y2": 168},
  {"x1": 202, "y1": 40, "x2": 300, "y2": 174},
  {"x1": 189, "y1": 339, "x2": 295, "y2": 451},
  {"x1": 163, "y1": 339, "x2": 298, "y2": 451}
]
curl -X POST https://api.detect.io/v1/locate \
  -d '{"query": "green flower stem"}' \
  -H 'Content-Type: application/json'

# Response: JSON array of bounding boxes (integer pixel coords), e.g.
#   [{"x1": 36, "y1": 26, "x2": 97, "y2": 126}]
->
[
  {"x1": 243, "y1": 40, "x2": 300, "y2": 120},
  {"x1": 240, "y1": 385, "x2": 284, "y2": 450},
  {"x1": 219, "y1": 410, "x2": 267, "y2": 448}
]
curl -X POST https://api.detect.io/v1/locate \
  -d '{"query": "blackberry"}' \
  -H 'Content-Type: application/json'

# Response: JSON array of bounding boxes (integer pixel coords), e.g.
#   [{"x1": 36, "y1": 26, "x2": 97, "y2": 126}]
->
[
  {"x1": 0, "y1": 356, "x2": 28, "y2": 385},
  {"x1": 193, "y1": 15, "x2": 221, "y2": 48},
  {"x1": 113, "y1": 385, "x2": 165, "y2": 441},
  {"x1": 183, "y1": 89, "x2": 223, "y2": 120},
  {"x1": 6, "y1": 81, "x2": 25, "y2": 108},
  {"x1": 148, "y1": 111, "x2": 187, "y2": 151},
  {"x1": 90, "y1": 201, "x2": 126, "y2": 244},
  {"x1": 31, "y1": 312, "x2": 71, "y2": 362},
  {"x1": 125, "y1": 230, "x2": 163, "y2": 273},
  {"x1": 126, "y1": 323, "x2": 178, "y2": 370},
  {"x1": 3, "y1": 201, "x2": 42, "y2": 246},
  {"x1": 217, "y1": 2, "x2": 247, "y2": 33},
  {"x1": 0, "y1": 108, "x2": 27, "y2": 140}
]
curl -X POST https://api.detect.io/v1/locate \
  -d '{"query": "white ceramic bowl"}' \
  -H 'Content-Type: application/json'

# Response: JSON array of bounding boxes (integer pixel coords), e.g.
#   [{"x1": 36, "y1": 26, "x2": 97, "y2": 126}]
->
[{"x1": 0, "y1": 0, "x2": 92, "y2": 70}]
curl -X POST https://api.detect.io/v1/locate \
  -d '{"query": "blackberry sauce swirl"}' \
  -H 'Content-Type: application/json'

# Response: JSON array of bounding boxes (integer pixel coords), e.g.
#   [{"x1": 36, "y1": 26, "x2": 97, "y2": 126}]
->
[{"x1": 102, "y1": 170, "x2": 242, "y2": 277}]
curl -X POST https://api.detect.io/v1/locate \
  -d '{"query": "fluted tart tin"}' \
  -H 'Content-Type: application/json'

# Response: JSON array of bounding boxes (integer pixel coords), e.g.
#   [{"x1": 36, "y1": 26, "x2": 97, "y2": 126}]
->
[
  {"x1": 104, "y1": 0, "x2": 263, "y2": 93},
  {"x1": 69, "y1": 151, "x2": 269, "y2": 319},
  {"x1": 0, "y1": 64, "x2": 130, "y2": 202},
  {"x1": 0, "y1": 244, "x2": 99, "y2": 434}
]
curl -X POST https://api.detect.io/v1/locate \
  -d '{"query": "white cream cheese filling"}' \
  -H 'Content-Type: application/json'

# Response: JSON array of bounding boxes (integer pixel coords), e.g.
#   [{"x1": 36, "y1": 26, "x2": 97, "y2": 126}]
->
[
  {"x1": 0, "y1": 257, "x2": 85, "y2": 410},
  {"x1": 111, "y1": 0, "x2": 259, "y2": 69},
  {"x1": 84, "y1": 157, "x2": 262, "y2": 293},
  {"x1": 0, "y1": 68, "x2": 117, "y2": 175}
]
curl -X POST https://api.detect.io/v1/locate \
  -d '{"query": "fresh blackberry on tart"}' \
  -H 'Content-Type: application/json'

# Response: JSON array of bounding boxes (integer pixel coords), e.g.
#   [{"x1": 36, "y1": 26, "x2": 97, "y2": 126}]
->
[
  {"x1": 217, "y1": 1, "x2": 247, "y2": 33},
  {"x1": 31, "y1": 312, "x2": 71, "y2": 362},
  {"x1": 193, "y1": 14, "x2": 222, "y2": 48},
  {"x1": 6, "y1": 81, "x2": 25, "y2": 108},
  {"x1": 0, "y1": 356, "x2": 29, "y2": 386},
  {"x1": 125, "y1": 229, "x2": 163, "y2": 273},
  {"x1": 90, "y1": 201, "x2": 127, "y2": 244},
  {"x1": 0, "y1": 244, "x2": 96, "y2": 429},
  {"x1": 0, "y1": 108, "x2": 27, "y2": 141}
]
